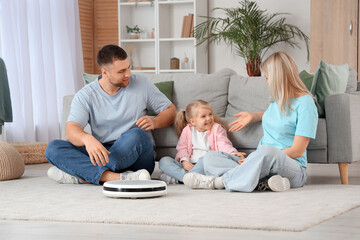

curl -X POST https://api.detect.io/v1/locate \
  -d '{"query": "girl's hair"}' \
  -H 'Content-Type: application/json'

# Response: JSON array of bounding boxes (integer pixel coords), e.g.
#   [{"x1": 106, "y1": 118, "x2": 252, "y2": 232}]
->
[
  {"x1": 260, "y1": 51, "x2": 311, "y2": 114},
  {"x1": 174, "y1": 100, "x2": 227, "y2": 136}
]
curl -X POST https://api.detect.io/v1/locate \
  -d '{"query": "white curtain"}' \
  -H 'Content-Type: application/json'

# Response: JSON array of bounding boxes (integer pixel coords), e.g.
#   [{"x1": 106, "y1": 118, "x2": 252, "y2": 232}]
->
[{"x1": 0, "y1": 0, "x2": 84, "y2": 142}]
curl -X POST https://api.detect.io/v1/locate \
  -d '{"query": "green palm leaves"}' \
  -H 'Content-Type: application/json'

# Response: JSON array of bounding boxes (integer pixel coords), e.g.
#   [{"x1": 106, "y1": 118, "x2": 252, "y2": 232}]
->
[{"x1": 194, "y1": 0, "x2": 309, "y2": 76}]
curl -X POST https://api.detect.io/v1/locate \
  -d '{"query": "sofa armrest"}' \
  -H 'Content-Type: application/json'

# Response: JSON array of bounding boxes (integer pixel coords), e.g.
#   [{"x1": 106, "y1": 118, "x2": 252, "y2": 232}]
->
[{"x1": 325, "y1": 92, "x2": 360, "y2": 163}]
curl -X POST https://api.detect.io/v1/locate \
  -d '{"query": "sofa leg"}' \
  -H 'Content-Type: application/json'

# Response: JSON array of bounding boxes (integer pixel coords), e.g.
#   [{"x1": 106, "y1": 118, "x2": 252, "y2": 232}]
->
[{"x1": 338, "y1": 162, "x2": 349, "y2": 184}]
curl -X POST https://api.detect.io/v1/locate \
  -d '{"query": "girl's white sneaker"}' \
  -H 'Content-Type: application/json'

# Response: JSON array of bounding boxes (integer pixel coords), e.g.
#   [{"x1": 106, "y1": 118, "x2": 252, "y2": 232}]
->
[{"x1": 183, "y1": 172, "x2": 215, "y2": 189}]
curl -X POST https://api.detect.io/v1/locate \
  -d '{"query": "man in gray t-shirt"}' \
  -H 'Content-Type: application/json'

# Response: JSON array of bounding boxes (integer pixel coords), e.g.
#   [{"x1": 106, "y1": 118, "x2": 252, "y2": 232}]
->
[{"x1": 45, "y1": 45, "x2": 176, "y2": 185}]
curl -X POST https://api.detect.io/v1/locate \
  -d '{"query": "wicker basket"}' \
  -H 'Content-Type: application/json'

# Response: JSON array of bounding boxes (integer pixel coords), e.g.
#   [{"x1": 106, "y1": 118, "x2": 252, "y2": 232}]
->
[
  {"x1": 0, "y1": 142, "x2": 24, "y2": 180},
  {"x1": 9, "y1": 142, "x2": 48, "y2": 164},
  {"x1": 170, "y1": 58, "x2": 180, "y2": 69}
]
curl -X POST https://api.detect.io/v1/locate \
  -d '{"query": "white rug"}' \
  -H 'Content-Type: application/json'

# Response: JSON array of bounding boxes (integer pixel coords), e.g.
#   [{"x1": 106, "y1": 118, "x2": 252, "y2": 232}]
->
[{"x1": 1, "y1": 164, "x2": 360, "y2": 232}]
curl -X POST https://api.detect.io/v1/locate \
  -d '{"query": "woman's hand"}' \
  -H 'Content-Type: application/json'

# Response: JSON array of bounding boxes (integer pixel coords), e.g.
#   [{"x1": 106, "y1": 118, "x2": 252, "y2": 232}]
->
[
  {"x1": 181, "y1": 161, "x2": 194, "y2": 171},
  {"x1": 229, "y1": 112, "x2": 255, "y2": 132},
  {"x1": 233, "y1": 152, "x2": 246, "y2": 164}
]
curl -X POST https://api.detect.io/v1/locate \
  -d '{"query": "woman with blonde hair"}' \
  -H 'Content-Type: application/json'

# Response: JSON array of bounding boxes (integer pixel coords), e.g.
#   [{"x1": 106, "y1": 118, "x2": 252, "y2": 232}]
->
[
  {"x1": 183, "y1": 52, "x2": 318, "y2": 192},
  {"x1": 159, "y1": 100, "x2": 244, "y2": 184}
]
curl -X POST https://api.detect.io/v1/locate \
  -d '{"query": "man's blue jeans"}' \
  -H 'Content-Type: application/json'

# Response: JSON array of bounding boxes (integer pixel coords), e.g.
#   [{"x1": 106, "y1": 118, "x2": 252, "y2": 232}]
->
[{"x1": 45, "y1": 128, "x2": 155, "y2": 184}]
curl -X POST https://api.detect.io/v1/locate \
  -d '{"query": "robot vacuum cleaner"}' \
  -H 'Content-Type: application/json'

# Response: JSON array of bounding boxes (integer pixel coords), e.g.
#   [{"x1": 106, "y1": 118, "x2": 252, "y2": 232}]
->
[{"x1": 103, "y1": 180, "x2": 167, "y2": 199}]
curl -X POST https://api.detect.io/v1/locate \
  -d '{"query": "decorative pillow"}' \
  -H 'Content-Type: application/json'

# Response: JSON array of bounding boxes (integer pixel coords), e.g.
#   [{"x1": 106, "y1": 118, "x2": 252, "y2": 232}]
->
[
  {"x1": 148, "y1": 81, "x2": 174, "y2": 116},
  {"x1": 82, "y1": 73, "x2": 100, "y2": 84},
  {"x1": 310, "y1": 60, "x2": 349, "y2": 118},
  {"x1": 154, "y1": 81, "x2": 173, "y2": 101},
  {"x1": 299, "y1": 67, "x2": 357, "y2": 93},
  {"x1": 225, "y1": 75, "x2": 269, "y2": 117},
  {"x1": 298, "y1": 70, "x2": 313, "y2": 91},
  {"x1": 346, "y1": 67, "x2": 358, "y2": 93}
]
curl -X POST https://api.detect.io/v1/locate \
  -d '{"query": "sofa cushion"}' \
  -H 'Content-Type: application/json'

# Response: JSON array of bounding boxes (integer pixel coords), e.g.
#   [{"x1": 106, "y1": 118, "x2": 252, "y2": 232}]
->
[
  {"x1": 82, "y1": 72, "x2": 100, "y2": 85},
  {"x1": 148, "y1": 81, "x2": 174, "y2": 116},
  {"x1": 152, "y1": 125, "x2": 178, "y2": 148},
  {"x1": 154, "y1": 81, "x2": 173, "y2": 101},
  {"x1": 298, "y1": 70, "x2": 313, "y2": 91},
  {"x1": 347, "y1": 67, "x2": 358, "y2": 93},
  {"x1": 310, "y1": 61, "x2": 349, "y2": 118},
  {"x1": 223, "y1": 117, "x2": 263, "y2": 149},
  {"x1": 140, "y1": 68, "x2": 236, "y2": 117},
  {"x1": 298, "y1": 67, "x2": 357, "y2": 93},
  {"x1": 226, "y1": 75, "x2": 270, "y2": 117}
]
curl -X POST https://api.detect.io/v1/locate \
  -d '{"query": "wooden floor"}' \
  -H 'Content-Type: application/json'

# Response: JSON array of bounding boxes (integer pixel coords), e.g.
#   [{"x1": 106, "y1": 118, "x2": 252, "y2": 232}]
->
[{"x1": 1, "y1": 161, "x2": 359, "y2": 240}]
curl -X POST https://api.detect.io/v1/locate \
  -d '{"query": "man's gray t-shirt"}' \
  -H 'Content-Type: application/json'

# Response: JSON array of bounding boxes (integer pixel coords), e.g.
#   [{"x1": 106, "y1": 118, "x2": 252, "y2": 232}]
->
[{"x1": 67, "y1": 74, "x2": 172, "y2": 144}]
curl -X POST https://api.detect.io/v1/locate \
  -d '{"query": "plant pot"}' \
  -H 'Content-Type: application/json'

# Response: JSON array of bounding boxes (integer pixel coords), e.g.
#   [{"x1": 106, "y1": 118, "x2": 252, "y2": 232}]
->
[
  {"x1": 246, "y1": 56, "x2": 261, "y2": 77},
  {"x1": 130, "y1": 34, "x2": 139, "y2": 39}
]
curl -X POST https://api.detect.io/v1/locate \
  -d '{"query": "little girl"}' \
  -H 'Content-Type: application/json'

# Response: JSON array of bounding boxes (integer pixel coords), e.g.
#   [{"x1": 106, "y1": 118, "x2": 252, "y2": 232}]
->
[{"x1": 159, "y1": 100, "x2": 245, "y2": 184}]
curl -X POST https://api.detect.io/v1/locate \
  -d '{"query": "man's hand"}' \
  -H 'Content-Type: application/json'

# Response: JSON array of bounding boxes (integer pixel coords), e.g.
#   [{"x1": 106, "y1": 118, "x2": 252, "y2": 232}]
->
[
  {"x1": 66, "y1": 121, "x2": 110, "y2": 166},
  {"x1": 181, "y1": 161, "x2": 194, "y2": 171},
  {"x1": 83, "y1": 135, "x2": 110, "y2": 166},
  {"x1": 136, "y1": 116, "x2": 156, "y2": 131},
  {"x1": 137, "y1": 104, "x2": 176, "y2": 131}
]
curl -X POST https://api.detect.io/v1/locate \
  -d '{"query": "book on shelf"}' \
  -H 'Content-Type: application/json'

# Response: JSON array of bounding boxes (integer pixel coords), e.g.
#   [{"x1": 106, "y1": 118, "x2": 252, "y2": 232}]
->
[
  {"x1": 181, "y1": 13, "x2": 194, "y2": 38},
  {"x1": 190, "y1": 15, "x2": 194, "y2": 37},
  {"x1": 181, "y1": 15, "x2": 187, "y2": 38},
  {"x1": 188, "y1": 14, "x2": 194, "y2": 37}
]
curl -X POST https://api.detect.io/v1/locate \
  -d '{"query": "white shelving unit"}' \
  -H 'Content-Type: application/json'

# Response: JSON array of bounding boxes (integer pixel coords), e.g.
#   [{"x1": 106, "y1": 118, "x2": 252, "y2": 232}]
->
[{"x1": 118, "y1": 0, "x2": 208, "y2": 74}]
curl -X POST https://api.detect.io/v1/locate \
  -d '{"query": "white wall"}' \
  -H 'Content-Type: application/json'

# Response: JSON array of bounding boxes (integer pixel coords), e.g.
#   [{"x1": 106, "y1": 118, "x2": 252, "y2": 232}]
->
[{"x1": 208, "y1": 0, "x2": 310, "y2": 75}]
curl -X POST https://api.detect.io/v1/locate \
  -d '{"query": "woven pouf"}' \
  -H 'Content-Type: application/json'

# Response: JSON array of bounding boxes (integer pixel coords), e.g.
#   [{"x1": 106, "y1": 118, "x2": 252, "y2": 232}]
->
[
  {"x1": 0, "y1": 142, "x2": 24, "y2": 181},
  {"x1": 9, "y1": 142, "x2": 48, "y2": 164}
]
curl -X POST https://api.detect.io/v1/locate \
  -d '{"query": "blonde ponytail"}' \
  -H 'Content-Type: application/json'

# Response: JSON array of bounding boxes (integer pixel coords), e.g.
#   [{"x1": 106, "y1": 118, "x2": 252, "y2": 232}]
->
[{"x1": 175, "y1": 109, "x2": 188, "y2": 137}]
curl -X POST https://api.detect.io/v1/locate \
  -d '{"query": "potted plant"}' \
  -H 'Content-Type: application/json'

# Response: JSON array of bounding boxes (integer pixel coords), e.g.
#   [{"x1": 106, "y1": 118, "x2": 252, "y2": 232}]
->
[
  {"x1": 126, "y1": 25, "x2": 144, "y2": 39},
  {"x1": 193, "y1": 0, "x2": 309, "y2": 76}
]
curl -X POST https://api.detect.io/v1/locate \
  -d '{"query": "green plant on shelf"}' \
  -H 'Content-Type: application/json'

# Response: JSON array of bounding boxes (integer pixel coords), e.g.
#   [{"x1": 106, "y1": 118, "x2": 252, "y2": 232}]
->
[{"x1": 126, "y1": 25, "x2": 144, "y2": 34}]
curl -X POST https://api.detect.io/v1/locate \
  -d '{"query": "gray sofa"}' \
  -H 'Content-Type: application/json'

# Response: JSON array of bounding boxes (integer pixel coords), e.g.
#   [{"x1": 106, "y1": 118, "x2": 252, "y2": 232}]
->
[{"x1": 61, "y1": 68, "x2": 360, "y2": 184}]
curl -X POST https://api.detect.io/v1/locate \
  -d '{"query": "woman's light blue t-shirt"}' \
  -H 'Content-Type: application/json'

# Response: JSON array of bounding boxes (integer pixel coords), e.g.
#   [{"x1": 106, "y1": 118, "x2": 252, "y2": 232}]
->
[
  {"x1": 67, "y1": 74, "x2": 172, "y2": 144},
  {"x1": 259, "y1": 94, "x2": 318, "y2": 167}
]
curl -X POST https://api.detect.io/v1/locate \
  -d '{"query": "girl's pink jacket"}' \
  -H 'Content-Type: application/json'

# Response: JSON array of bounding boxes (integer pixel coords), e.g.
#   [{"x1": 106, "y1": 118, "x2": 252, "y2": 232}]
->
[{"x1": 175, "y1": 123, "x2": 238, "y2": 161}]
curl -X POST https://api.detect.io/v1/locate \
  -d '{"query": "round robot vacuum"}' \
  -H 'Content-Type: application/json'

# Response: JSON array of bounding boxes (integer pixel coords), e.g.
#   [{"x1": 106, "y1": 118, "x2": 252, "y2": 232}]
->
[{"x1": 103, "y1": 180, "x2": 167, "y2": 198}]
